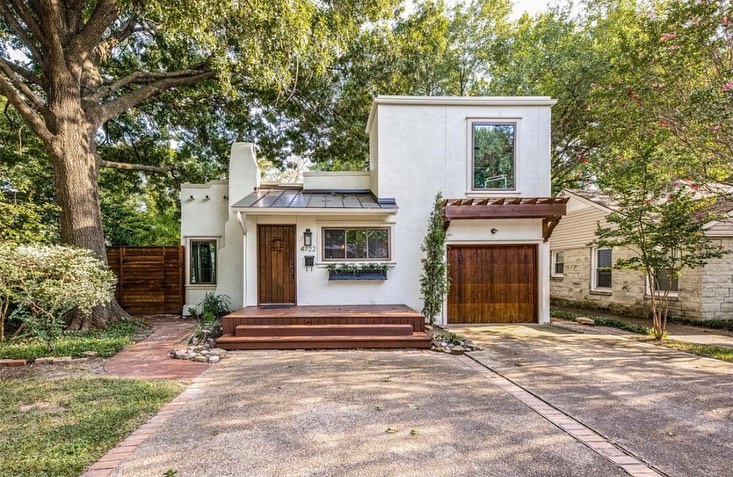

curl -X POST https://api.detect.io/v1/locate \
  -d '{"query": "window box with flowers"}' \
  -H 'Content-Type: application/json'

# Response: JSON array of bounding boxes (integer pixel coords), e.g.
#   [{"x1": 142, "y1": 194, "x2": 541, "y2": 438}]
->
[{"x1": 326, "y1": 263, "x2": 394, "y2": 281}]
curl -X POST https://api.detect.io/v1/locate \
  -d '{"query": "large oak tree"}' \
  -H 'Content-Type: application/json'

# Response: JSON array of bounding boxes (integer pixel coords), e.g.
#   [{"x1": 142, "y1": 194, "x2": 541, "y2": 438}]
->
[{"x1": 0, "y1": 0, "x2": 393, "y2": 327}]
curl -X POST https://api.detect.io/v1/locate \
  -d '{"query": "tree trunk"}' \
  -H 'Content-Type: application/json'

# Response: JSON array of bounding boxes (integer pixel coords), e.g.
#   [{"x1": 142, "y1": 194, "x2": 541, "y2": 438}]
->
[{"x1": 48, "y1": 112, "x2": 130, "y2": 329}]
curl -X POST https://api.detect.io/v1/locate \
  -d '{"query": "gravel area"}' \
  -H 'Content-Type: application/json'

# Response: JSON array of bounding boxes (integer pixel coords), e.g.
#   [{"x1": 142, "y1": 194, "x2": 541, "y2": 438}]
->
[
  {"x1": 452, "y1": 324, "x2": 733, "y2": 477},
  {"x1": 110, "y1": 350, "x2": 624, "y2": 477}
]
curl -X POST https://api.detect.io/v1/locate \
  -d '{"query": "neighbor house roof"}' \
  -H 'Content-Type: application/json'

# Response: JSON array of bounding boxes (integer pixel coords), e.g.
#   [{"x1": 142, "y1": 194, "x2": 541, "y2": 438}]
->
[{"x1": 231, "y1": 188, "x2": 398, "y2": 215}]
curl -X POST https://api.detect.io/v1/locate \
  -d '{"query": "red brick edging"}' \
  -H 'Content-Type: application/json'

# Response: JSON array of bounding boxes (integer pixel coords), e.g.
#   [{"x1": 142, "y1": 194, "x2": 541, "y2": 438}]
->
[
  {"x1": 80, "y1": 371, "x2": 215, "y2": 477},
  {"x1": 456, "y1": 354, "x2": 666, "y2": 477}
]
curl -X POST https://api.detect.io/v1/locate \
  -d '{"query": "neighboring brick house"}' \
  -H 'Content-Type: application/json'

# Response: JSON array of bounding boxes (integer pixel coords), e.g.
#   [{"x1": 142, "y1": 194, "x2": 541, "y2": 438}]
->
[{"x1": 549, "y1": 189, "x2": 733, "y2": 321}]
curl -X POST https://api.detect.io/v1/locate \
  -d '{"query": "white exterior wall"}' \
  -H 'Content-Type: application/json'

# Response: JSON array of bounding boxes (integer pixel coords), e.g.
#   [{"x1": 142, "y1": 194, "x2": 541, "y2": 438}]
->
[
  {"x1": 182, "y1": 98, "x2": 556, "y2": 324},
  {"x1": 303, "y1": 171, "x2": 370, "y2": 191},
  {"x1": 372, "y1": 99, "x2": 553, "y2": 324}
]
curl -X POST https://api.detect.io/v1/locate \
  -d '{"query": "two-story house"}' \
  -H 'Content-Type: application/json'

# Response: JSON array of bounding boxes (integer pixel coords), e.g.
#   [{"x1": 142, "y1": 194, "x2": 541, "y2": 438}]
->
[{"x1": 180, "y1": 96, "x2": 566, "y2": 349}]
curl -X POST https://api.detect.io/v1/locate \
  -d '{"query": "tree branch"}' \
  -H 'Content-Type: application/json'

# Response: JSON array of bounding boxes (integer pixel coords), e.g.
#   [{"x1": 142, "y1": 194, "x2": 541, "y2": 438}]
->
[
  {"x1": 0, "y1": 59, "x2": 48, "y2": 112},
  {"x1": 0, "y1": 74, "x2": 52, "y2": 144},
  {"x1": 98, "y1": 159, "x2": 171, "y2": 173},
  {"x1": 0, "y1": 2, "x2": 43, "y2": 60},
  {"x1": 75, "y1": 0, "x2": 121, "y2": 57},
  {"x1": 1, "y1": 59, "x2": 43, "y2": 87},
  {"x1": 7, "y1": 0, "x2": 46, "y2": 44},
  {"x1": 99, "y1": 67, "x2": 211, "y2": 98},
  {"x1": 99, "y1": 69, "x2": 215, "y2": 123}
]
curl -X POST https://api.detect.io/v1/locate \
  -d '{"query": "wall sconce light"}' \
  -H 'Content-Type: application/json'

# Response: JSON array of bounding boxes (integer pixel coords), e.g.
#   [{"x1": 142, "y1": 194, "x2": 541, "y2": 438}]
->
[
  {"x1": 188, "y1": 195, "x2": 194, "y2": 201},
  {"x1": 304, "y1": 255, "x2": 315, "y2": 270},
  {"x1": 303, "y1": 228, "x2": 313, "y2": 247},
  {"x1": 491, "y1": 228, "x2": 498, "y2": 234},
  {"x1": 204, "y1": 195, "x2": 210, "y2": 201}
]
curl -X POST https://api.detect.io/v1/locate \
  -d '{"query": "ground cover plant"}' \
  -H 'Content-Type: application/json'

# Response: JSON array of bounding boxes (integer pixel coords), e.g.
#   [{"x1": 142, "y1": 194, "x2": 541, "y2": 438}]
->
[
  {"x1": 550, "y1": 308, "x2": 733, "y2": 362},
  {"x1": 0, "y1": 320, "x2": 149, "y2": 361},
  {"x1": 0, "y1": 376, "x2": 183, "y2": 477}
]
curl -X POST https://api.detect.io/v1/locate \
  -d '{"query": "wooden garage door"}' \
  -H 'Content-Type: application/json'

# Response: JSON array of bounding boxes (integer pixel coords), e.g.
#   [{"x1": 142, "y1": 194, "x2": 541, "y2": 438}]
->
[{"x1": 447, "y1": 245, "x2": 537, "y2": 323}]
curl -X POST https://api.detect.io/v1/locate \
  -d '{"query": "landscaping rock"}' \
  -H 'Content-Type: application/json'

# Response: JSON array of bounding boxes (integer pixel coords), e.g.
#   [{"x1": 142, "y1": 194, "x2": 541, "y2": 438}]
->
[
  {"x1": 192, "y1": 355, "x2": 208, "y2": 363},
  {"x1": 54, "y1": 356, "x2": 73, "y2": 364},
  {"x1": 209, "y1": 348, "x2": 228, "y2": 358},
  {"x1": 450, "y1": 346, "x2": 466, "y2": 355},
  {"x1": 82, "y1": 351, "x2": 99, "y2": 358},
  {"x1": 576, "y1": 317, "x2": 596, "y2": 325},
  {"x1": 34, "y1": 357, "x2": 53, "y2": 365},
  {"x1": 208, "y1": 355, "x2": 221, "y2": 363}
]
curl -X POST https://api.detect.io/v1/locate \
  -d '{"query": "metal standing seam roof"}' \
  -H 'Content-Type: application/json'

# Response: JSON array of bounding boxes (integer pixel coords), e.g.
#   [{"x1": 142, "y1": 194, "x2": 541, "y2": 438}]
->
[{"x1": 231, "y1": 189, "x2": 398, "y2": 210}]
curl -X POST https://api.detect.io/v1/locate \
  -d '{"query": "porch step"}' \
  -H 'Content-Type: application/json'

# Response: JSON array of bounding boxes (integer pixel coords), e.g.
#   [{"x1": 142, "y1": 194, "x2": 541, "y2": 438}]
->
[
  {"x1": 216, "y1": 332, "x2": 432, "y2": 350},
  {"x1": 234, "y1": 324, "x2": 414, "y2": 337}
]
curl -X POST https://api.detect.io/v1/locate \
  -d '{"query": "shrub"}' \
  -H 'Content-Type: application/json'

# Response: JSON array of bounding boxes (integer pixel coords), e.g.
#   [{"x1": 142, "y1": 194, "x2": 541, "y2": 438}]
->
[
  {"x1": 420, "y1": 192, "x2": 450, "y2": 325},
  {"x1": 187, "y1": 292, "x2": 230, "y2": 338},
  {"x1": 0, "y1": 244, "x2": 117, "y2": 349}
]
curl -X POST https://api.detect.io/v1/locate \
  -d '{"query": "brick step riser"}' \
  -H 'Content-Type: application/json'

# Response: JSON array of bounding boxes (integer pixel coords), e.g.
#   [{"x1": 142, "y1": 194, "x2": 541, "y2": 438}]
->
[
  {"x1": 234, "y1": 324, "x2": 415, "y2": 337},
  {"x1": 217, "y1": 339, "x2": 432, "y2": 350}
]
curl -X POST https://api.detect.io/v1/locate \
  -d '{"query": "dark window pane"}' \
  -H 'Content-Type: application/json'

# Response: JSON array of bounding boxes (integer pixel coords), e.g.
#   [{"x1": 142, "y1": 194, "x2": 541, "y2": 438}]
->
[
  {"x1": 554, "y1": 251, "x2": 564, "y2": 275},
  {"x1": 324, "y1": 230, "x2": 345, "y2": 259},
  {"x1": 346, "y1": 230, "x2": 368, "y2": 259},
  {"x1": 597, "y1": 270, "x2": 612, "y2": 288},
  {"x1": 367, "y1": 229, "x2": 389, "y2": 259},
  {"x1": 473, "y1": 123, "x2": 515, "y2": 189},
  {"x1": 555, "y1": 262, "x2": 564, "y2": 275},
  {"x1": 597, "y1": 249, "x2": 612, "y2": 268},
  {"x1": 654, "y1": 269, "x2": 679, "y2": 292},
  {"x1": 190, "y1": 240, "x2": 216, "y2": 284}
]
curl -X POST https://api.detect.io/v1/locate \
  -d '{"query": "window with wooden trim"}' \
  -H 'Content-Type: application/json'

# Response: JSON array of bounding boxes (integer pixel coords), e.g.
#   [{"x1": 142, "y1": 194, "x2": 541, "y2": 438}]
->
[
  {"x1": 471, "y1": 122, "x2": 516, "y2": 190},
  {"x1": 190, "y1": 239, "x2": 217, "y2": 284},
  {"x1": 592, "y1": 248, "x2": 612, "y2": 289},
  {"x1": 323, "y1": 228, "x2": 390, "y2": 261}
]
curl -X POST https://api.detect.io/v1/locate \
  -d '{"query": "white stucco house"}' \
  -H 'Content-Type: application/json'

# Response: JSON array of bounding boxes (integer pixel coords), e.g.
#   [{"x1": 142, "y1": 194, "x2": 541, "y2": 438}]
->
[
  {"x1": 550, "y1": 189, "x2": 733, "y2": 320},
  {"x1": 180, "y1": 96, "x2": 567, "y2": 348}
]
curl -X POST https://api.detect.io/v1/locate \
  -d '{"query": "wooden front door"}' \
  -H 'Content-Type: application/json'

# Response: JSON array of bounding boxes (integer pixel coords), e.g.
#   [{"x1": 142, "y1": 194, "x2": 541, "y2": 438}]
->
[
  {"x1": 258, "y1": 225, "x2": 296, "y2": 305},
  {"x1": 447, "y1": 245, "x2": 537, "y2": 323}
]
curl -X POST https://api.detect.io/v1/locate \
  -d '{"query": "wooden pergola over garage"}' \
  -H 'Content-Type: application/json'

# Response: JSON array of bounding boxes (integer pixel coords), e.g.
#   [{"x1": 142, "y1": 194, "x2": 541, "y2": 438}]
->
[
  {"x1": 442, "y1": 196, "x2": 568, "y2": 324},
  {"x1": 442, "y1": 196, "x2": 569, "y2": 241}
]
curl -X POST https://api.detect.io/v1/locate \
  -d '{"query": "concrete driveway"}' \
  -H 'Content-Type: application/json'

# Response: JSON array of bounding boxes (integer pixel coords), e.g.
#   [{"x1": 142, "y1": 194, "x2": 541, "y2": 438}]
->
[
  {"x1": 450, "y1": 324, "x2": 733, "y2": 477},
  {"x1": 110, "y1": 350, "x2": 625, "y2": 477}
]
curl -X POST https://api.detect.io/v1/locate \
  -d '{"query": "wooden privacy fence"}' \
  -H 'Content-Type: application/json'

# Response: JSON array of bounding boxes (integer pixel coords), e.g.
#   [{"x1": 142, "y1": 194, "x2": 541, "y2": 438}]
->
[{"x1": 106, "y1": 246, "x2": 185, "y2": 315}]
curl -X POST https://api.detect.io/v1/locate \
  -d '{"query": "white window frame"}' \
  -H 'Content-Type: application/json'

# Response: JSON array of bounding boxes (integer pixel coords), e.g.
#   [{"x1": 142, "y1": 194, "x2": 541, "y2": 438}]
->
[
  {"x1": 645, "y1": 269, "x2": 680, "y2": 297},
  {"x1": 466, "y1": 119, "x2": 520, "y2": 194},
  {"x1": 185, "y1": 237, "x2": 219, "y2": 287},
  {"x1": 591, "y1": 247, "x2": 613, "y2": 291},
  {"x1": 551, "y1": 250, "x2": 565, "y2": 277},
  {"x1": 321, "y1": 227, "x2": 392, "y2": 262}
]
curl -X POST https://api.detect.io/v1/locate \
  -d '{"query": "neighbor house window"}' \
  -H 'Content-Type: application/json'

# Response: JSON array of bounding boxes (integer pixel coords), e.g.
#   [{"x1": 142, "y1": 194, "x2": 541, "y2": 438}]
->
[
  {"x1": 190, "y1": 239, "x2": 217, "y2": 284},
  {"x1": 552, "y1": 251, "x2": 565, "y2": 276},
  {"x1": 593, "y1": 248, "x2": 612, "y2": 290},
  {"x1": 323, "y1": 228, "x2": 390, "y2": 261},
  {"x1": 652, "y1": 269, "x2": 679, "y2": 294},
  {"x1": 471, "y1": 122, "x2": 516, "y2": 190}
]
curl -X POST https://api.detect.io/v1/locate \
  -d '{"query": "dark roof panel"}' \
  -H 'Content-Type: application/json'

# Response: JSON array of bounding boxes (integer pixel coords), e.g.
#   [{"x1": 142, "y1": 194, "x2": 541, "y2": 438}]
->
[{"x1": 232, "y1": 189, "x2": 398, "y2": 211}]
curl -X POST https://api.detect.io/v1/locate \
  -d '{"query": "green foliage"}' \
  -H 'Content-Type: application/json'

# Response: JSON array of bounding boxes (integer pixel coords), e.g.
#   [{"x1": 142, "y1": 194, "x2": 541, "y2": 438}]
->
[
  {"x1": 0, "y1": 376, "x2": 182, "y2": 477},
  {"x1": 432, "y1": 329, "x2": 463, "y2": 345},
  {"x1": 670, "y1": 317, "x2": 733, "y2": 333},
  {"x1": 549, "y1": 308, "x2": 651, "y2": 335},
  {"x1": 592, "y1": 148, "x2": 727, "y2": 339},
  {"x1": 0, "y1": 244, "x2": 117, "y2": 347},
  {"x1": 187, "y1": 292, "x2": 230, "y2": 337},
  {"x1": 655, "y1": 340, "x2": 733, "y2": 363},
  {"x1": 0, "y1": 321, "x2": 148, "y2": 360},
  {"x1": 325, "y1": 263, "x2": 394, "y2": 273},
  {"x1": 420, "y1": 192, "x2": 449, "y2": 325}
]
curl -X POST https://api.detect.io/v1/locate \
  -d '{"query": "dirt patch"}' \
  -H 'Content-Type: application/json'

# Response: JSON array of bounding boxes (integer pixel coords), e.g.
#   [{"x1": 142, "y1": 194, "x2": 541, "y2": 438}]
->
[{"x1": 0, "y1": 358, "x2": 107, "y2": 381}]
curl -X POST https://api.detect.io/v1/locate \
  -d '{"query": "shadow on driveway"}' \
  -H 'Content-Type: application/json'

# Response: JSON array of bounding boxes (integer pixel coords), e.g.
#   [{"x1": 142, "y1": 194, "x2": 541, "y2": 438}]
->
[{"x1": 452, "y1": 324, "x2": 733, "y2": 477}]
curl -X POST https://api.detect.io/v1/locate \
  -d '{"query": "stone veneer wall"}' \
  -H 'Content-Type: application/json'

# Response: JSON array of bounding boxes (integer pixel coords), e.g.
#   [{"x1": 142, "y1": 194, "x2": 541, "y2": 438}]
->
[
  {"x1": 699, "y1": 238, "x2": 733, "y2": 320},
  {"x1": 550, "y1": 246, "x2": 704, "y2": 319}
]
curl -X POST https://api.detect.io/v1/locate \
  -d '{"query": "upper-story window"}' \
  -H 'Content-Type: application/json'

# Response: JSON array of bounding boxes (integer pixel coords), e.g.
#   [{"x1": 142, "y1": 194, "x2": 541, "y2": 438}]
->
[{"x1": 471, "y1": 122, "x2": 516, "y2": 190}]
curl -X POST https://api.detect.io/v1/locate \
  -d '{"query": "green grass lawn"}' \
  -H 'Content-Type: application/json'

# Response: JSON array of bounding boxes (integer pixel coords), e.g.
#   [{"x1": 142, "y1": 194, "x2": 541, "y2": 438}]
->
[
  {"x1": 0, "y1": 320, "x2": 150, "y2": 361},
  {"x1": 0, "y1": 376, "x2": 183, "y2": 477}
]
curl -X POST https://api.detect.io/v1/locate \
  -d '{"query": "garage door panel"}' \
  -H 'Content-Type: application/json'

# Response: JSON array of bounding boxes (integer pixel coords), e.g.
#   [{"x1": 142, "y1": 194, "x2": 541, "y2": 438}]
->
[{"x1": 447, "y1": 245, "x2": 537, "y2": 323}]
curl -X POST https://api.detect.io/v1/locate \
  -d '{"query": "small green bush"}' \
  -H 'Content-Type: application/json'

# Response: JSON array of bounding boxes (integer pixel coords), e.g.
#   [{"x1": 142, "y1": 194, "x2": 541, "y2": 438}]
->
[
  {"x1": 432, "y1": 329, "x2": 463, "y2": 345},
  {"x1": 670, "y1": 316, "x2": 733, "y2": 333}
]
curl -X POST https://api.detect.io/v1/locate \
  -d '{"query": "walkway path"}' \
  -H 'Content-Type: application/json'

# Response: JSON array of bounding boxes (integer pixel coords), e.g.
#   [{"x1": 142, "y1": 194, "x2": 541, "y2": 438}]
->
[{"x1": 104, "y1": 316, "x2": 209, "y2": 380}]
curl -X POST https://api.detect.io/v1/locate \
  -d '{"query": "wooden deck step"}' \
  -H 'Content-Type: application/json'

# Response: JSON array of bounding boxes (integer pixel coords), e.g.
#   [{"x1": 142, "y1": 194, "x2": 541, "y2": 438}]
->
[
  {"x1": 216, "y1": 332, "x2": 432, "y2": 350},
  {"x1": 235, "y1": 324, "x2": 415, "y2": 337}
]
